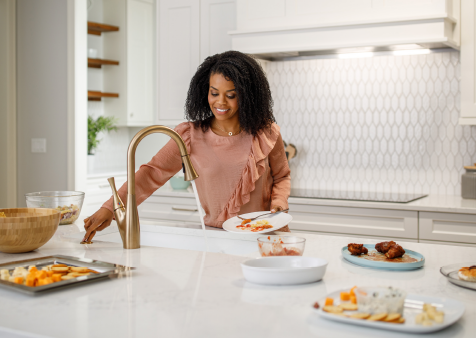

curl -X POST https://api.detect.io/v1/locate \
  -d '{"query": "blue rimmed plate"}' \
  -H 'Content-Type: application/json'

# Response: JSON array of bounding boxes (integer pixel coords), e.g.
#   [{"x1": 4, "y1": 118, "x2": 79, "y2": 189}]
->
[{"x1": 342, "y1": 244, "x2": 425, "y2": 270}]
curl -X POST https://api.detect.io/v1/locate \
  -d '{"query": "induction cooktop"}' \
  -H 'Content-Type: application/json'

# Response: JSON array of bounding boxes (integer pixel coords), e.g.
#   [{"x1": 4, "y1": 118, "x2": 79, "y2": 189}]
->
[{"x1": 290, "y1": 188, "x2": 427, "y2": 203}]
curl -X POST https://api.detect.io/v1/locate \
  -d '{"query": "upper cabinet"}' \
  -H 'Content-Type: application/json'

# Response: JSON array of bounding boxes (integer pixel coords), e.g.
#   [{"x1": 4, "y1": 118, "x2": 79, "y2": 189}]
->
[
  {"x1": 158, "y1": 0, "x2": 236, "y2": 126},
  {"x1": 230, "y1": 0, "x2": 461, "y2": 58},
  {"x1": 460, "y1": 0, "x2": 476, "y2": 125}
]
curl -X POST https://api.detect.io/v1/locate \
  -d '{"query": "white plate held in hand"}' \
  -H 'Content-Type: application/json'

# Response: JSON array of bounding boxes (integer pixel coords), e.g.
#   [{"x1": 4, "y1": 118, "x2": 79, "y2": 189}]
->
[
  {"x1": 223, "y1": 211, "x2": 293, "y2": 234},
  {"x1": 241, "y1": 257, "x2": 328, "y2": 285}
]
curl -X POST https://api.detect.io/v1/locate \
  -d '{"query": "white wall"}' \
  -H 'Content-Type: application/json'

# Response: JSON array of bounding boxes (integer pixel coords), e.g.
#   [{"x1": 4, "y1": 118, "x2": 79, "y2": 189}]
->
[
  {"x1": 16, "y1": 0, "x2": 69, "y2": 206},
  {"x1": 0, "y1": 0, "x2": 17, "y2": 208}
]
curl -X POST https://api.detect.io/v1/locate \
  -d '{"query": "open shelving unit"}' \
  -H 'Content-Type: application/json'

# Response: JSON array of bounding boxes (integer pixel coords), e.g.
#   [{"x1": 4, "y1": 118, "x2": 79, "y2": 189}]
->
[
  {"x1": 88, "y1": 58, "x2": 119, "y2": 68},
  {"x1": 87, "y1": 20, "x2": 119, "y2": 100},
  {"x1": 88, "y1": 90, "x2": 119, "y2": 101}
]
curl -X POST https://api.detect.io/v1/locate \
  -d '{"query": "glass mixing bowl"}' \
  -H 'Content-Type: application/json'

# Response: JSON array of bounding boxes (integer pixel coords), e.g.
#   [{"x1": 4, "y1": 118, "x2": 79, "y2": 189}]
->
[
  {"x1": 257, "y1": 235, "x2": 306, "y2": 256},
  {"x1": 25, "y1": 191, "x2": 85, "y2": 225}
]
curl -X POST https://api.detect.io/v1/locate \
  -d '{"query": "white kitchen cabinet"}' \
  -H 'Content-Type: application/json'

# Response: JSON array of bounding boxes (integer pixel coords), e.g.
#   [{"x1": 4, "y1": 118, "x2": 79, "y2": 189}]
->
[
  {"x1": 158, "y1": 0, "x2": 236, "y2": 125},
  {"x1": 231, "y1": 0, "x2": 460, "y2": 57},
  {"x1": 101, "y1": 0, "x2": 155, "y2": 127},
  {"x1": 138, "y1": 194, "x2": 201, "y2": 222},
  {"x1": 288, "y1": 203, "x2": 419, "y2": 240},
  {"x1": 459, "y1": 0, "x2": 476, "y2": 125},
  {"x1": 419, "y1": 211, "x2": 476, "y2": 245}
]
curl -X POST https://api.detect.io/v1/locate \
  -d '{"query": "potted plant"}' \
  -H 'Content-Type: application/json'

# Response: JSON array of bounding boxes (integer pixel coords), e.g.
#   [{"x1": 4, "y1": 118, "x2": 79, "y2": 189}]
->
[{"x1": 87, "y1": 116, "x2": 117, "y2": 172}]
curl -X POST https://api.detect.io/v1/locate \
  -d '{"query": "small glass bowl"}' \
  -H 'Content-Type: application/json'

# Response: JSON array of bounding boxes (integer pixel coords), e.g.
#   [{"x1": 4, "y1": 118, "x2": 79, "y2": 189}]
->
[
  {"x1": 257, "y1": 236, "x2": 306, "y2": 257},
  {"x1": 355, "y1": 286, "x2": 407, "y2": 315},
  {"x1": 25, "y1": 191, "x2": 85, "y2": 225}
]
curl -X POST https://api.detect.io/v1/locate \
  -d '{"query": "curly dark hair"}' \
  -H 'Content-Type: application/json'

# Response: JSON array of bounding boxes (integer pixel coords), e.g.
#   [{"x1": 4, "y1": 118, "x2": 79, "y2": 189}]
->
[{"x1": 185, "y1": 50, "x2": 275, "y2": 136}]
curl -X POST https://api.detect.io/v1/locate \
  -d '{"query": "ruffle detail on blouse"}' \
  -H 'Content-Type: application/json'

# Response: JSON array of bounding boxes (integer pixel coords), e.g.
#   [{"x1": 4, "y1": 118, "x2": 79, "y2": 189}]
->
[
  {"x1": 216, "y1": 123, "x2": 280, "y2": 224},
  {"x1": 174, "y1": 122, "x2": 192, "y2": 154}
]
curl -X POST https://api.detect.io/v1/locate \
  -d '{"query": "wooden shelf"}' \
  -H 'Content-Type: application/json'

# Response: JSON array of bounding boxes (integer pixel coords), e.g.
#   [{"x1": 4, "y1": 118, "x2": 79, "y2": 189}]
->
[
  {"x1": 88, "y1": 91, "x2": 119, "y2": 101},
  {"x1": 88, "y1": 21, "x2": 119, "y2": 36},
  {"x1": 88, "y1": 58, "x2": 119, "y2": 69}
]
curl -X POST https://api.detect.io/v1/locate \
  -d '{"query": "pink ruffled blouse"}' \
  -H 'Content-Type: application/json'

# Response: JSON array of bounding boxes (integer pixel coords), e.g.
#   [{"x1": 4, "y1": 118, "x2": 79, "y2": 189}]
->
[{"x1": 102, "y1": 122, "x2": 291, "y2": 228}]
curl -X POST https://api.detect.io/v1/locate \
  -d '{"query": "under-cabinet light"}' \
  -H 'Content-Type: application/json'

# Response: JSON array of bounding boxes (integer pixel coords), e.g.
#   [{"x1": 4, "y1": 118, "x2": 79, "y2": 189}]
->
[
  {"x1": 393, "y1": 49, "x2": 431, "y2": 56},
  {"x1": 337, "y1": 52, "x2": 374, "y2": 59}
]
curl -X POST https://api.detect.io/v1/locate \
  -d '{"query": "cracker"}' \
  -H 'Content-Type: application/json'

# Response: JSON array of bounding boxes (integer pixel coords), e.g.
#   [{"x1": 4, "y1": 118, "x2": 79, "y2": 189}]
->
[
  {"x1": 61, "y1": 275, "x2": 76, "y2": 280},
  {"x1": 52, "y1": 264, "x2": 68, "y2": 268},
  {"x1": 384, "y1": 313, "x2": 401, "y2": 322},
  {"x1": 323, "y1": 305, "x2": 344, "y2": 314},
  {"x1": 350, "y1": 313, "x2": 370, "y2": 319},
  {"x1": 339, "y1": 303, "x2": 358, "y2": 311},
  {"x1": 70, "y1": 267, "x2": 89, "y2": 273},
  {"x1": 51, "y1": 267, "x2": 69, "y2": 272},
  {"x1": 367, "y1": 313, "x2": 387, "y2": 321}
]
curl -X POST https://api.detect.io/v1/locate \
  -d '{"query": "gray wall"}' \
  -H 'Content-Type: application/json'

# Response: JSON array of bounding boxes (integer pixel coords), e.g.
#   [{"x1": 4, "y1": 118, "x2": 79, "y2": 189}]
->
[{"x1": 16, "y1": 0, "x2": 69, "y2": 206}]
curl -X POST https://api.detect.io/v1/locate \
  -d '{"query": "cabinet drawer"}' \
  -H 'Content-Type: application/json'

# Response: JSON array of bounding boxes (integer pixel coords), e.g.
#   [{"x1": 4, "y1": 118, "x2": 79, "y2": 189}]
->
[
  {"x1": 288, "y1": 204, "x2": 418, "y2": 239},
  {"x1": 138, "y1": 195, "x2": 201, "y2": 223},
  {"x1": 419, "y1": 212, "x2": 476, "y2": 244}
]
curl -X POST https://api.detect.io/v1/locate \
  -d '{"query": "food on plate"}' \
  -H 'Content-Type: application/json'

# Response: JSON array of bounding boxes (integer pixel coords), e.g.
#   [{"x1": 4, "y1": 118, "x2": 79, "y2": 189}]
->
[
  {"x1": 236, "y1": 219, "x2": 273, "y2": 232},
  {"x1": 355, "y1": 286, "x2": 406, "y2": 315},
  {"x1": 0, "y1": 264, "x2": 98, "y2": 287},
  {"x1": 385, "y1": 244, "x2": 405, "y2": 259},
  {"x1": 375, "y1": 241, "x2": 396, "y2": 254},
  {"x1": 0, "y1": 212, "x2": 5, "y2": 218},
  {"x1": 340, "y1": 291, "x2": 350, "y2": 301},
  {"x1": 367, "y1": 313, "x2": 388, "y2": 321},
  {"x1": 458, "y1": 265, "x2": 476, "y2": 282},
  {"x1": 347, "y1": 243, "x2": 368, "y2": 256},
  {"x1": 339, "y1": 303, "x2": 358, "y2": 311},
  {"x1": 313, "y1": 302, "x2": 320, "y2": 309},
  {"x1": 323, "y1": 305, "x2": 344, "y2": 314},
  {"x1": 350, "y1": 312, "x2": 371, "y2": 319},
  {"x1": 373, "y1": 241, "x2": 406, "y2": 259},
  {"x1": 317, "y1": 286, "x2": 406, "y2": 324},
  {"x1": 415, "y1": 303, "x2": 445, "y2": 326},
  {"x1": 56, "y1": 204, "x2": 80, "y2": 224}
]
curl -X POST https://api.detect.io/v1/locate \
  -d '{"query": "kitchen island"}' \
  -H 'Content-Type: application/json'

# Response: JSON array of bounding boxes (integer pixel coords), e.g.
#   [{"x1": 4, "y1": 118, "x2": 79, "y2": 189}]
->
[{"x1": 0, "y1": 220, "x2": 475, "y2": 338}]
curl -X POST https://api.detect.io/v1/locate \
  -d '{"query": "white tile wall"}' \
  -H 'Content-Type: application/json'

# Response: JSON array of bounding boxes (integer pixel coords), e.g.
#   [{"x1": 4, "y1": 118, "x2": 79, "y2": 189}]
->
[{"x1": 267, "y1": 51, "x2": 476, "y2": 195}]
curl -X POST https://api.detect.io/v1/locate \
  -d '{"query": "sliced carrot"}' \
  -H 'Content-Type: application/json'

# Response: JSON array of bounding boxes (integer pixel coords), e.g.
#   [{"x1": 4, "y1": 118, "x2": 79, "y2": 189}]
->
[{"x1": 241, "y1": 219, "x2": 251, "y2": 225}]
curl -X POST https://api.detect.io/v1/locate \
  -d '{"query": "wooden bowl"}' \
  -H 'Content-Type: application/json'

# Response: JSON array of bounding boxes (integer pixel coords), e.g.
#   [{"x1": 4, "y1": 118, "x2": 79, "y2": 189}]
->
[{"x1": 0, "y1": 208, "x2": 60, "y2": 253}]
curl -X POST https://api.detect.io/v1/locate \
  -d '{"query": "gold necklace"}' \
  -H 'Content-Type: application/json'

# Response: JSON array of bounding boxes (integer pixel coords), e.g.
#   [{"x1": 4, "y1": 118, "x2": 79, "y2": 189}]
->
[{"x1": 214, "y1": 122, "x2": 241, "y2": 136}]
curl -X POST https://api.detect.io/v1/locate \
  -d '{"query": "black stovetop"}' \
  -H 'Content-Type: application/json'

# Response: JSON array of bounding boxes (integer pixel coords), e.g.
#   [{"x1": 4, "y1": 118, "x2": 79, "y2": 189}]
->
[{"x1": 290, "y1": 188, "x2": 427, "y2": 203}]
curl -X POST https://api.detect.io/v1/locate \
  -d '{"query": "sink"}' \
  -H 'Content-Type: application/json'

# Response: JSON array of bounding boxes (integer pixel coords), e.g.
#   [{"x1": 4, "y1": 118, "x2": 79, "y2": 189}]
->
[{"x1": 69, "y1": 221, "x2": 260, "y2": 256}]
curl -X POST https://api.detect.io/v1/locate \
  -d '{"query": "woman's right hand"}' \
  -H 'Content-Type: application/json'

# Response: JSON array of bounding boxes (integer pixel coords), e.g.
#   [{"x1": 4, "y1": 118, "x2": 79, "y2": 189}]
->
[{"x1": 82, "y1": 208, "x2": 114, "y2": 242}]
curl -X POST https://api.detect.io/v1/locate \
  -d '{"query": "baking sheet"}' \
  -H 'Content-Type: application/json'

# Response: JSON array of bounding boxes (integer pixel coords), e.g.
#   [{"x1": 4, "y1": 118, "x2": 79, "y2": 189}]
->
[{"x1": 0, "y1": 255, "x2": 134, "y2": 296}]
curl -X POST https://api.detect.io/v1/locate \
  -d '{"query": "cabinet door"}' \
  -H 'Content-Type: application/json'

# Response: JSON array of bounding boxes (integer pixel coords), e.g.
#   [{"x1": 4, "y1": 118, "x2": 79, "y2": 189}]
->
[
  {"x1": 420, "y1": 211, "x2": 476, "y2": 244},
  {"x1": 460, "y1": 0, "x2": 476, "y2": 125},
  {"x1": 127, "y1": 0, "x2": 155, "y2": 126},
  {"x1": 159, "y1": 0, "x2": 200, "y2": 126},
  {"x1": 200, "y1": 0, "x2": 236, "y2": 62}
]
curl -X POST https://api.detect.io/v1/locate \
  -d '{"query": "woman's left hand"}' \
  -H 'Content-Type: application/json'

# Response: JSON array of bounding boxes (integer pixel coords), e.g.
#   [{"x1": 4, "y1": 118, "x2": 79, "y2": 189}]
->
[
  {"x1": 270, "y1": 205, "x2": 290, "y2": 232},
  {"x1": 270, "y1": 205, "x2": 286, "y2": 213}
]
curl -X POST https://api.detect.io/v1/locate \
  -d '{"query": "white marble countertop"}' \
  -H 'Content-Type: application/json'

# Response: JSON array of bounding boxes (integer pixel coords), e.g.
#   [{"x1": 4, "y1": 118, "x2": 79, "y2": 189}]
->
[
  {"x1": 152, "y1": 186, "x2": 476, "y2": 214},
  {"x1": 1, "y1": 221, "x2": 476, "y2": 338}
]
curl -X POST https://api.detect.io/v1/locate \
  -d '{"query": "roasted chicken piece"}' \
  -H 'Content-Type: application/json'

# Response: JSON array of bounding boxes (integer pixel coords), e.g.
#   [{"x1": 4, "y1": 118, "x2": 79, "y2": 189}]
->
[
  {"x1": 375, "y1": 241, "x2": 396, "y2": 254},
  {"x1": 385, "y1": 244, "x2": 405, "y2": 259},
  {"x1": 348, "y1": 243, "x2": 368, "y2": 256}
]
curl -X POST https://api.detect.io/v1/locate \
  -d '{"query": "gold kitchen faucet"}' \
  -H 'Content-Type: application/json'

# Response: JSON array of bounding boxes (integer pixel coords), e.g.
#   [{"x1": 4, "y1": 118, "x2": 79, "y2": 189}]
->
[{"x1": 106, "y1": 125, "x2": 198, "y2": 249}]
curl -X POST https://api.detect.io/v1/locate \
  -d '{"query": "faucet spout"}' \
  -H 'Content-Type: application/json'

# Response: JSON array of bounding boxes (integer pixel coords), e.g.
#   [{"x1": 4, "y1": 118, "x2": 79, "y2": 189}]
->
[{"x1": 109, "y1": 125, "x2": 199, "y2": 249}]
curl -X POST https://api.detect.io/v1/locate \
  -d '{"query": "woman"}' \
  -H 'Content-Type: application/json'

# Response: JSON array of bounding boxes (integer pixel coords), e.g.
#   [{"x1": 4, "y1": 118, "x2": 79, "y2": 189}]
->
[{"x1": 83, "y1": 51, "x2": 291, "y2": 239}]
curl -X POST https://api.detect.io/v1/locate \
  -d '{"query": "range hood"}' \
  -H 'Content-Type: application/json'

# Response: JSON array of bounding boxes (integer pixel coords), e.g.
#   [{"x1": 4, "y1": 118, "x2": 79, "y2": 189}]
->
[{"x1": 230, "y1": 0, "x2": 461, "y2": 60}]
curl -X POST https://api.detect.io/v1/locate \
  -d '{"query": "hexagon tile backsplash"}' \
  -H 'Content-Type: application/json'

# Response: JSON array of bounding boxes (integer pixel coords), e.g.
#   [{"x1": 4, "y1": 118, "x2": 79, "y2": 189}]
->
[{"x1": 267, "y1": 51, "x2": 476, "y2": 195}]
